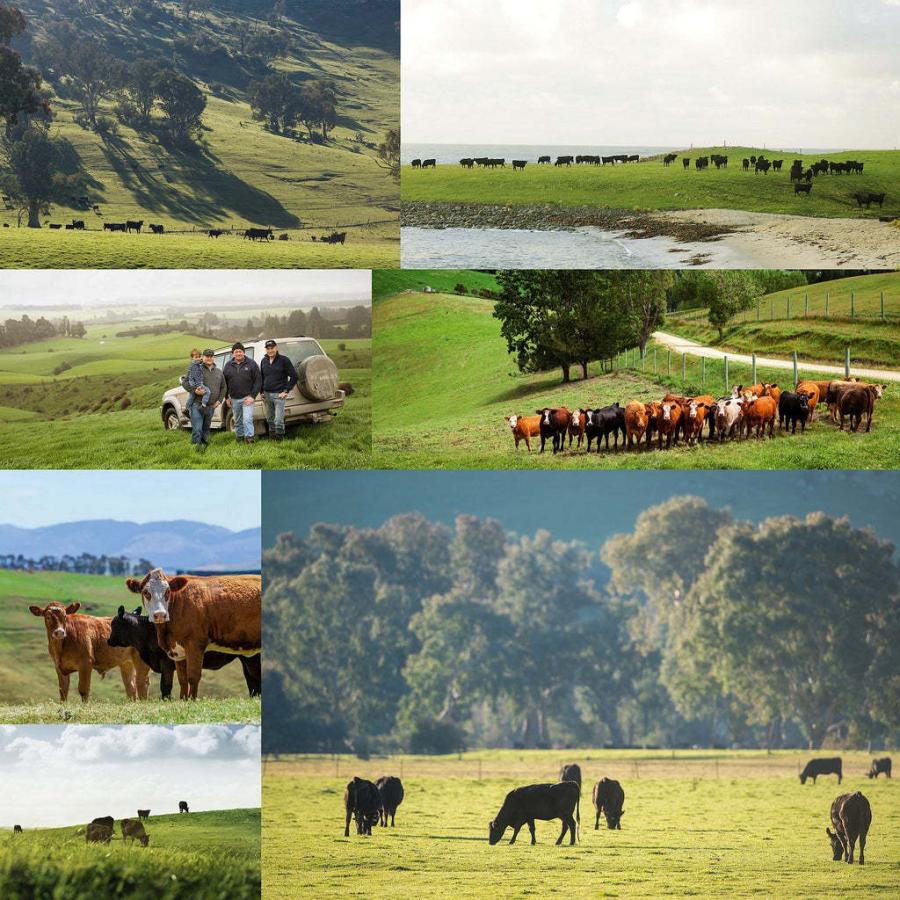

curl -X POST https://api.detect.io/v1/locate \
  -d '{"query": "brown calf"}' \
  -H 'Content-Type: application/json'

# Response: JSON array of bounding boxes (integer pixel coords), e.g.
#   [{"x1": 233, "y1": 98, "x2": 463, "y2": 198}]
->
[
  {"x1": 505, "y1": 415, "x2": 541, "y2": 451},
  {"x1": 656, "y1": 400, "x2": 682, "y2": 449},
  {"x1": 743, "y1": 396, "x2": 777, "y2": 439},
  {"x1": 624, "y1": 401, "x2": 651, "y2": 450}
]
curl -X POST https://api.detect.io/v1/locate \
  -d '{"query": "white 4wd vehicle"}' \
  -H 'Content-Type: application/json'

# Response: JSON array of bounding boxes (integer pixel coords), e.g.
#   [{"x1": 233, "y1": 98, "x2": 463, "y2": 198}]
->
[{"x1": 161, "y1": 337, "x2": 345, "y2": 433}]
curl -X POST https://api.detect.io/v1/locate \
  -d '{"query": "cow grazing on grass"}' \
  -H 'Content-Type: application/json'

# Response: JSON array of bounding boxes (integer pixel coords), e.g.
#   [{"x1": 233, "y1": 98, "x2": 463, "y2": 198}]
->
[
  {"x1": 86, "y1": 822, "x2": 113, "y2": 844},
  {"x1": 827, "y1": 792, "x2": 871, "y2": 864},
  {"x1": 179, "y1": 801, "x2": 189, "y2": 813},
  {"x1": 559, "y1": 764, "x2": 582, "y2": 792},
  {"x1": 778, "y1": 391, "x2": 810, "y2": 433},
  {"x1": 867, "y1": 757, "x2": 891, "y2": 779},
  {"x1": 838, "y1": 384, "x2": 884, "y2": 433},
  {"x1": 103, "y1": 222, "x2": 127, "y2": 232},
  {"x1": 663, "y1": 153, "x2": 678, "y2": 166},
  {"x1": 489, "y1": 782, "x2": 580, "y2": 846},
  {"x1": 795, "y1": 183, "x2": 812, "y2": 196},
  {"x1": 555, "y1": 156, "x2": 574, "y2": 167},
  {"x1": 48, "y1": 223, "x2": 61, "y2": 229},
  {"x1": 536, "y1": 407, "x2": 570, "y2": 454},
  {"x1": 71, "y1": 220, "x2": 85, "y2": 230},
  {"x1": 656, "y1": 400, "x2": 682, "y2": 449},
  {"x1": 411, "y1": 159, "x2": 422, "y2": 168},
  {"x1": 148, "y1": 223, "x2": 164, "y2": 234},
  {"x1": 459, "y1": 158, "x2": 474, "y2": 168},
  {"x1": 755, "y1": 159, "x2": 771, "y2": 174},
  {"x1": 29, "y1": 602, "x2": 149, "y2": 702},
  {"x1": 624, "y1": 401, "x2": 653, "y2": 449},
  {"x1": 506, "y1": 414, "x2": 542, "y2": 451},
  {"x1": 344, "y1": 777, "x2": 380, "y2": 836},
  {"x1": 421, "y1": 158, "x2": 437, "y2": 168},
  {"x1": 121, "y1": 818, "x2": 149, "y2": 847},
  {"x1": 108, "y1": 606, "x2": 260, "y2": 700},
  {"x1": 592, "y1": 778, "x2": 625, "y2": 830},
  {"x1": 801, "y1": 757, "x2": 842, "y2": 785},
  {"x1": 126, "y1": 220, "x2": 143, "y2": 233},
  {"x1": 567, "y1": 410, "x2": 586, "y2": 449},
  {"x1": 126, "y1": 570, "x2": 261, "y2": 700},
  {"x1": 244, "y1": 227, "x2": 273, "y2": 241},
  {"x1": 742, "y1": 395, "x2": 777, "y2": 439},
  {"x1": 208, "y1": 229, "x2": 225, "y2": 238},
  {"x1": 13, "y1": 825, "x2": 22, "y2": 833},
  {"x1": 538, "y1": 155, "x2": 551, "y2": 164},
  {"x1": 321, "y1": 231, "x2": 347, "y2": 244},
  {"x1": 375, "y1": 776, "x2": 404, "y2": 827},
  {"x1": 137, "y1": 809, "x2": 150, "y2": 820},
  {"x1": 512, "y1": 160, "x2": 527, "y2": 171}
]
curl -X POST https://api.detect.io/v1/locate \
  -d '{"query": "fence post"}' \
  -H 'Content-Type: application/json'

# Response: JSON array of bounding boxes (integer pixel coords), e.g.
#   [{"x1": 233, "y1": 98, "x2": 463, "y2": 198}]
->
[
  {"x1": 751, "y1": 352, "x2": 756, "y2": 386},
  {"x1": 845, "y1": 347, "x2": 850, "y2": 378},
  {"x1": 787, "y1": 296, "x2": 791, "y2": 319},
  {"x1": 724, "y1": 355, "x2": 729, "y2": 394},
  {"x1": 641, "y1": 347, "x2": 645, "y2": 373},
  {"x1": 851, "y1": 291, "x2": 855, "y2": 317},
  {"x1": 756, "y1": 302, "x2": 760, "y2": 322},
  {"x1": 701, "y1": 356, "x2": 705, "y2": 386},
  {"x1": 804, "y1": 293, "x2": 808, "y2": 317},
  {"x1": 653, "y1": 346, "x2": 657, "y2": 374},
  {"x1": 825, "y1": 291, "x2": 829, "y2": 317},
  {"x1": 682, "y1": 353, "x2": 686, "y2": 383},
  {"x1": 667, "y1": 350, "x2": 671, "y2": 375},
  {"x1": 770, "y1": 301, "x2": 774, "y2": 320},
  {"x1": 792, "y1": 351, "x2": 798, "y2": 389},
  {"x1": 881, "y1": 292, "x2": 885, "y2": 319}
]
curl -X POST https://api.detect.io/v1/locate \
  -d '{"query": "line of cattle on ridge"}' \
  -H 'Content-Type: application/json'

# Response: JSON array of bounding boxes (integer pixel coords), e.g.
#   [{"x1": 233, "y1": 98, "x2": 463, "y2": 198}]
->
[
  {"x1": 409, "y1": 153, "x2": 886, "y2": 206},
  {"x1": 505, "y1": 379, "x2": 887, "y2": 454},
  {"x1": 11, "y1": 802, "x2": 193, "y2": 848},
  {"x1": 27, "y1": 570, "x2": 261, "y2": 702},
  {"x1": 344, "y1": 757, "x2": 889, "y2": 864}
]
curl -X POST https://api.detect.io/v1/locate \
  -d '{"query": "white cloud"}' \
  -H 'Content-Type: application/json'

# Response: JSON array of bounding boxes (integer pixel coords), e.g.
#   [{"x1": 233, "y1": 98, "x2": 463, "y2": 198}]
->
[{"x1": 617, "y1": 2, "x2": 644, "y2": 28}]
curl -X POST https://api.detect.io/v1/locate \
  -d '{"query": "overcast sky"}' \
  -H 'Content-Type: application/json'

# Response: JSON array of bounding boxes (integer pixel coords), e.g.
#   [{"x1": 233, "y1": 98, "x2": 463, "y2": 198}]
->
[
  {"x1": 402, "y1": 0, "x2": 900, "y2": 148},
  {"x1": 0, "y1": 270, "x2": 371, "y2": 307},
  {"x1": 0, "y1": 472, "x2": 260, "y2": 530},
  {"x1": 0, "y1": 725, "x2": 260, "y2": 828}
]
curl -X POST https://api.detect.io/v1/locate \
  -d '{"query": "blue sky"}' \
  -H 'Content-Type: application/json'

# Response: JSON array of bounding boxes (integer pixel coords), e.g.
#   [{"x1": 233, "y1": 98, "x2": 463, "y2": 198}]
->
[{"x1": 0, "y1": 472, "x2": 261, "y2": 530}]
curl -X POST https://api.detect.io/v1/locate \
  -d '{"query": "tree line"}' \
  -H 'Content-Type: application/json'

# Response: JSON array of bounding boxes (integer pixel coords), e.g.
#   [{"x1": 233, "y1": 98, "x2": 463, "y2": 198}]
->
[
  {"x1": 0, "y1": 313, "x2": 86, "y2": 349},
  {"x1": 0, "y1": 552, "x2": 155, "y2": 576},
  {"x1": 263, "y1": 502, "x2": 898, "y2": 755}
]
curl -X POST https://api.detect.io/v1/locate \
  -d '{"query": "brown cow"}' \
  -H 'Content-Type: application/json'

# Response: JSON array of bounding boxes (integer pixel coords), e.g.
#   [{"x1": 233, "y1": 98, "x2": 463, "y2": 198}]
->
[
  {"x1": 827, "y1": 792, "x2": 872, "y2": 865},
  {"x1": 760, "y1": 382, "x2": 782, "y2": 407},
  {"x1": 505, "y1": 414, "x2": 541, "y2": 451},
  {"x1": 656, "y1": 400, "x2": 682, "y2": 449},
  {"x1": 644, "y1": 401, "x2": 661, "y2": 448},
  {"x1": 126, "y1": 570, "x2": 261, "y2": 700},
  {"x1": 624, "y1": 401, "x2": 651, "y2": 450},
  {"x1": 683, "y1": 399, "x2": 713, "y2": 446},
  {"x1": 85, "y1": 822, "x2": 113, "y2": 844},
  {"x1": 29, "y1": 602, "x2": 149, "y2": 702},
  {"x1": 825, "y1": 379, "x2": 864, "y2": 422},
  {"x1": 796, "y1": 381, "x2": 821, "y2": 421},
  {"x1": 568, "y1": 410, "x2": 586, "y2": 450},
  {"x1": 743, "y1": 396, "x2": 777, "y2": 438},
  {"x1": 121, "y1": 818, "x2": 150, "y2": 847},
  {"x1": 838, "y1": 384, "x2": 885, "y2": 433}
]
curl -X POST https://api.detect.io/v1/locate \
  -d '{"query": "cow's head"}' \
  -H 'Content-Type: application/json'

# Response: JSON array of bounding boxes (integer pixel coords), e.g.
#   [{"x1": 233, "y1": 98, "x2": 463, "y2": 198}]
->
[
  {"x1": 571, "y1": 410, "x2": 583, "y2": 427},
  {"x1": 661, "y1": 402, "x2": 678, "y2": 422},
  {"x1": 488, "y1": 818, "x2": 505, "y2": 845},
  {"x1": 29, "y1": 602, "x2": 79, "y2": 640},
  {"x1": 688, "y1": 401, "x2": 699, "y2": 419},
  {"x1": 126, "y1": 569, "x2": 189, "y2": 624},
  {"x1": 605, "y1": 807, "x2": 624, "y2": 829},
  {"x1": 798, "y1": 393, "x2": 809, "y2": 409},
  {"x1": 107, "y1": 606, "x2": 143, "y2": 648},
  {"x1": 536, "y1": 408, "x2": 552, "y2": 425},
  {"x1": 874, "y1": 384, "x2": 886, "y2": 399},
  {"x1": 506, "y1": 415, "x2": 519, "y2": 429},
  {"x1": 826, "y1": 827, "x2": 843, "y2": 861},
  {"x1": 584, "y1": 409, "x2": 595, "y2": 426}
]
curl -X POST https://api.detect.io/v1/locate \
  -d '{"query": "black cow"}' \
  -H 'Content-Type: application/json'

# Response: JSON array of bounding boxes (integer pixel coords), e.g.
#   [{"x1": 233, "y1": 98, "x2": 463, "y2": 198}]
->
[
  {"x1": 592, "y1": 778, "x2": 625, "y2": 830},
  {"x1": 536, "y1": 407, "x2": 569, "y2": 454},
  {"x1": 867, "y1": 192, "x2": 885, "y2": 208},
  {"x1": 71, "y1": 220, "x2": 85, "y2": 230},
  {"x1": 663, "y1": 153, "x2": 678, "y2": 166},
  {"x1": 321, "y1": 231, "x2": 347, "y2": 244},
  {"x1": 103, "y1": 222, "x2": 127, "y2": 232},
  {"x1": 743, "y1": 158, "x2": 750, "y2": 171},
  {"x1": 208, "y1": 229, "x2": 225, "y2": 238},
  {"x1": 137, "y1": 809, "x2": 150, "y2": 820},
  {"x1": 49, "y1": 223, "x2": 62, "y2": 229},
  {"x1": 755, "y1": 159, "x2": 771, "y2": 174},
  {"x1": 244, "y1": 227, "x2": 273, "y2": 241},
  {"x1": 344, "y1": 777, "x2": 380, "y2": 837},
  {"x1": 538, "y1": 155, "x2": 551, "y2": 164},
  {"x1": 801, "y1": 757, "x2": 842, "y2": 785},
  {"x1": 559, "y1": 763, "x2": 582, "y2": 791},
  {"x1": 487, "y1": 158, "x2": 505, "y2": 168},
  {"x1": 772, "y1": 159, "x2": 783, "y2": 171},
  {"x1": 588, "y1": 403, "x2": 626, "y2": 452},
  {"x1": 488, "y1": 782, "x2": 580, "y2": 846},
  {"x1": 459, "y1": 158, "x2": 474, "y2": 168},
  {"x1": 375, "y1": 776, "x2": 404, "y2": 827},
  {"x1": 555, "y1": 155, "x2": 574, "y2": 167},
  {"x1": 421, "y1": 158, "x2": 437, "y2": 168},
  {"x1": 179, "y1": 801, "x2": 189, "y2": 813},
  {"x1": 108, "y1": 606, "x2": 261, "y2": 699},
  {"x1": 867, "y1": 757, "x2": 891, "y2": 779},
  {"x1": 13, "y1": 825, "x2": 22, "y2": 833},
  {"x1": 411, "y1": 159, "x2": 422, "y2": 168},
  {"x1": 778, "y1": 391, "x2": 810, "y2": 433},
  {"x1": 149, "y1": 223, "x2": 164, "y2": 234},
  {"x1": 91, "y1": 816, "x2": 114, "y2": 829},
  {"x1": 126, "y1": 220, "x2": 143, "y2": 233},
  {"x1": 795, "y1": 183, "x2": 812, "y2": 196},
  {"x1": 512, "y1": 160, "x2": 527, "y2": 171},
  {"x1": 682, "y1": 157, "x2": 690, "y2": 169},
  {"x1": 827, "y1": 792, "x2": 871, "y2": 864}
]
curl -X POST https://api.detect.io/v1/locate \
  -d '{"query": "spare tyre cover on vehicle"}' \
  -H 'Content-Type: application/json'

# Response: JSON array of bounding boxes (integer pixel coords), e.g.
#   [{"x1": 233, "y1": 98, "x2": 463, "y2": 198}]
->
[{"x1": 297, "y1": 355, "x2": 339, "y2": 401}]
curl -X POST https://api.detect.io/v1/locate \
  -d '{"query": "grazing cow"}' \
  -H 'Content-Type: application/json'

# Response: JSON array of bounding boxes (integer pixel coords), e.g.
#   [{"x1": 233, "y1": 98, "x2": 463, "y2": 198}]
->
[
  {"x1": 91, "y1": 816, "x2": 114, "y2": 829},
  {"x1": 71, "y1": 220, "x2": 85, "y2": 230},
  {"x1": 49, "y1": 223, "x2": 62, "y2": 229},
  {"x1": 624, "y1": 401, "x2": 653, "y2": 450},
  {"x1": 244, "y1": 227, "x2": 273, "y2": 241},
  {"x1": 344, "y1": 777, "x2": 380, "y2": 836},
  {"x1": 567, "y1": 410, "x2": 586, "y2": 449},
  {"x1": 375, "y1": 776, "x2": 404, "y2": 827},
  {"x1": 778, "y1": 391, "x2": 810, "y2": 433},
  {"x1": 714, "y1": 397, "x2": 743, "y2": 441},
  {"x1": 489, "y1": 782, "x2": 580, "y2": 846},
  {"x1": 555, "y1": 156, "x2": 574, "y2": 167},
  {"x1": 421, "y1": 158, "x2": 437, "y2": 168},
  {"x1": 86, "y1": 823, "x2": 113, "y2": 844},
  {"x1": 867, "y1": 757, "x2": 891, "y2": 779},
  {"x1": 506, "y1": 414, "x2": 542, "y2": 451},
  {"x1": 742, "y1": 395, "x2": 777, "y2": 439},
  {"x1": 683, "y1": 400, "x2": 713, "y2": 446},
  {"x1": 827, "y1": 792, "x2": 871, "y2": 865},
  {"x1": 656, "y1": 400, "x2": 682, "y2": 449},
  {"x1": 125, "y1": 220, "x2": 143, "y2": 233},
  {"x1": 795, "y1": 381, "x2": 821, "y2": 421},
  {"x1": 137, "y1": 809, "x2": 150, "y2": 820},
  {"x1": 800, "y1": 757, "x2": 842, "y2": 785},
  {"x1": 755, "y1": 159, "x2": 771, "y2": 174},
  {"x1": 121, "y1": 818, "x2": 150, "y2": 847},
  {"x1": 559, "y1": 763, "x2": 582, "y2": 792},
  {"x1": 663, "y1": 153, "x2": 678, "y2": 166},
  {"x1": 208, "y1": 229, "x2": 225, "y2": 238},
  {"x1": 278, "y1": 233, "x2": 289, "y2": 240},
  {"x1": 179, "y1": 801, "x2": 189, "y2": 813},
  {"x1": 411, "y1": 159, "x2": 422, "y2": 168},
  {"x1": 589, "y1": 403, "x2": 626, "y2": 452},
  {"x1": 795, "y1": 183, "x2": 812, "y2": 196},
  {"x1": 459, "y1": 158, "x2": 474, "y2": 168},
  {"x1": 512, "y1": 160, "x2": 527, "y2": 171},
  {"x1": 103, "y1": 222, "x2": 127, "y2": 232},
  {"x1": 592, "y1": 778, "x2": 625, "y2": 830},
  {"x1": 772, "y1": 159, "x2": 783, "y2": 171},
  {"x1": 108, "y1": 606, "x2": 261, "y2": 700},
  {"x1": 538, "y1": 155, "x2": 551, "y2": 164},
  {"x1": 13, "y1": 825, "x2": 22, "y2": 833},
  {"x1": 29, "y1": 602, "x2": 149, "y2": 702},
  {"x1": 126, "y1": 570, "x2": 261, "y2": 700},
  {"x1": 148, "y1": 223, "x2": 164, "y2": 234},
  {"x1": 321, "y1": 231, "x2": 347, "y2": 244},
  {"x1": 535, "y1": 407, "x2": 570, "y2": 454},
  {"x1": 867, "y1": 192, "x2": 885, "y2": 207},
  {"x1": 838, "y1": 384, "x2": 884, "y2": 433}
]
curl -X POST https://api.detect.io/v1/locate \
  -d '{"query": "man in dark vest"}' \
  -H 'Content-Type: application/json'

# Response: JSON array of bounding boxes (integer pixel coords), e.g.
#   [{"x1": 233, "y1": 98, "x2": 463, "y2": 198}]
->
[{"x1": 260, "y1": 339, "x2": 298, "y2": 442}]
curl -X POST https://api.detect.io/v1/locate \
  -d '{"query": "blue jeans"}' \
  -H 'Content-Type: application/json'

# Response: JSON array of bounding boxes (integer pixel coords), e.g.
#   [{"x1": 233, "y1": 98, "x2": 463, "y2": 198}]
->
[
  {"x1": 185, "y1": 385, "x2": 211, "y2": 410},
  {"x1": 190, "y1": 401, "x2": 213, "y2": 445},
  {"x1": 232, "y1": 397, "x2": 255, "y2": 438},
  {"x1": 265, "y1": 392, "x2": 286, "y2": 436}
]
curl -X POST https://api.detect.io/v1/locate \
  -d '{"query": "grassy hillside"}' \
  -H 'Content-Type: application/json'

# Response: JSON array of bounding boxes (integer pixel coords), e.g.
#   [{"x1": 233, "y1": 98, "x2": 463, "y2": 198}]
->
[
  {"x1": 372, "y1": 269, "x2": 499, "y2": 302},
  {"x1": 0, "y1": 568, "x2": 255, "y2": 709},
  {"x1": 402, "y1": 146, "x2": 900, "y2": 219},
  {"x1": 263, "y1": 751, "x2": 899, "y2": 899},
  {"x1": 0, "y1": 329, "x2": 371, "y2": 468},
  {"x1": 2, "y1": 1, "x2": 399, "y2": 267},
  {"x1": 372, "y1": 289, "x2": 899, "y2": 469},
  {"x1": 1, "y1": 808, "x2": 260, "y2": 900}
]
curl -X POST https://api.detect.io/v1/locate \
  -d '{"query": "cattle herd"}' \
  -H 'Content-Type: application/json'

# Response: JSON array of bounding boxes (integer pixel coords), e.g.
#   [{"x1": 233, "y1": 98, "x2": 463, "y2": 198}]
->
[
  {"x1": 505, "y1": 378, "x2": 887, "y2": 455},
  {"x1": 341, "y1": 756, "x2": 885, "y2": 864},
  {"x1": 28, "y1": 570, "x2": 261, "y2": 702}
]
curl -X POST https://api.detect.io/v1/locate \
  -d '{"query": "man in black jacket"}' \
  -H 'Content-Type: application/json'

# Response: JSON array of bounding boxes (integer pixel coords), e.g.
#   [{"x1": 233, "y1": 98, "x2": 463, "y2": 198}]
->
[
  {"x1": 223, "y1": 343, "x2": 262, "y2": 444},
  {"x1": 260, "y1": 339, "x2": 298, "y2": 441}
]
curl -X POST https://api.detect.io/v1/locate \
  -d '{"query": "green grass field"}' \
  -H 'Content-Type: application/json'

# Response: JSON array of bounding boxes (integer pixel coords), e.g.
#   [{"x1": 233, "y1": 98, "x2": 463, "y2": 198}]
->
[
  {"x1": 371, "y1": 286, "x2": 899, "y2": 470},
  {"x1": 1, "y1": 808, "x2": 260, "y2": 900},
  {"x1": 402, "y1": 146, "x2": 900, "y2": 219},
  {"x1": 372, "y1": 269, "x2": 500, "y2": 302},
  {"x1": 262, "y1": 750, "x2": 900, "y2": 899},
  {"x1": 1, "y1": 2, "x2": 398, "y2": 268},
  {"x1": 0, "y1": 569, "x2": 258, "y2": 719},
  {"x1": 0, "y1": 329, "x2": 371, "y2": 468}
]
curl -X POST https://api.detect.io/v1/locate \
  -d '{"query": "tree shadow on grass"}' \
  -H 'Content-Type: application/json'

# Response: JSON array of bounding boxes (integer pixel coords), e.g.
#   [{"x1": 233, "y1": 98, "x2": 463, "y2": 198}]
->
[{"x1": 97, "y1": 130, "x2": 300, "y2": 227}]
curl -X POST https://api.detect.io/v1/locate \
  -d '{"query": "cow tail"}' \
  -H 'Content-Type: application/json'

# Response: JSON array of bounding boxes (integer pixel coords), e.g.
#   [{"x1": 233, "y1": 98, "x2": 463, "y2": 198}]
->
[{"x1": 576, "y1": 791, "x2": 581, "y2": 826}]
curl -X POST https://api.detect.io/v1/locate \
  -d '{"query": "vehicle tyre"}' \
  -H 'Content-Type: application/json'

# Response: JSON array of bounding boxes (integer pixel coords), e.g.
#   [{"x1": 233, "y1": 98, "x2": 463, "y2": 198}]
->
[
  {"x1": 163, "y1": 407, "x2": 181, "y2": 430},
  {"x1": 297, "y1": 355, "x2": 339, "y2": 401},
  {"x1": 224, "y1": 409, "x2": 235, "y2": 432}
]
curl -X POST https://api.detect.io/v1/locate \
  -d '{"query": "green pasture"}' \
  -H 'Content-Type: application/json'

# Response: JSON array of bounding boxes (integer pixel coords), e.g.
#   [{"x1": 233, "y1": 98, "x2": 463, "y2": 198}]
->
[
  {"x1": 372, "y1": 268, "x2": 500, "y2": 302},
  {"x1": 401, "y1": 147, "x2": 900, "y2": 219},
  {"x1": 0, "y1": 334, "x2": 371, "y2": 468},
  {"x1": 0, "y1": 569, "x2": 254, "y2": 711},
  {"x1": 372, "y1": 290, "x2": 899, "y2": 470},
  {"x1": 1, "y1": 808, "x2": 260, "y2": 900},
  {"x1": 262, "y1": 750, "x2": 900, "y2": 898},
  {"x1": 1, "y1": 3, "x2": 399, "y2": 267}
]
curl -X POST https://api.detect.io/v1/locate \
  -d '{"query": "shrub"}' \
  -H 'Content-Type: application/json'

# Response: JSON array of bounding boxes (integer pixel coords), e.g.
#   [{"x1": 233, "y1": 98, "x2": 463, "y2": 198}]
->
[
  {"x1": 52, "y1": 361, "x2": 72, "y2": 375},
  {"x1": 120, "y1": 397, "x2": 131, "y2": 410},
  {"x1": 408, "y1": 719, "x2": 466, "y2": 755},
  {"x1": 454, "y1": 283, "x2": 468, "y2": 294}
]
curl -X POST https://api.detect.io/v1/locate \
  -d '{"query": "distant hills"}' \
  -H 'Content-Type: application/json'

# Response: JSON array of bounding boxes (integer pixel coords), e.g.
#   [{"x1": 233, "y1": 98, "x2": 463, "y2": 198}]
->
[{"x1": 0, "y1": 519, "x2": 260, "y2": 572}]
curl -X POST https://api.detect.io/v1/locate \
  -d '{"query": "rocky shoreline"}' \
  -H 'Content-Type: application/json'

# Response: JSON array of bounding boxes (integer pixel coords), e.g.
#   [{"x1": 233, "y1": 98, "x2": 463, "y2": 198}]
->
[{"x1": 401, "y1": 201, "x2": 737, "y2": 243}]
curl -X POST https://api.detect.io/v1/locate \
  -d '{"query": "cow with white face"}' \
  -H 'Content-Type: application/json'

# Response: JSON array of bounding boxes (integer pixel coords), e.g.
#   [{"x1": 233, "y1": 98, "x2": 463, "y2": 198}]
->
[{"x1": 130, "y1": 569, "x2": 182, "y2": 624}]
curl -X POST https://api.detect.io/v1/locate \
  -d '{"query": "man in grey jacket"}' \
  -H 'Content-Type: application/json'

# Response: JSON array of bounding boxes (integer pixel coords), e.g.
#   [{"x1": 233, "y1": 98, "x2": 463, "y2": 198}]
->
[{"x1": 190, "y1": 349, "x2": 226, "y2": 449}]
